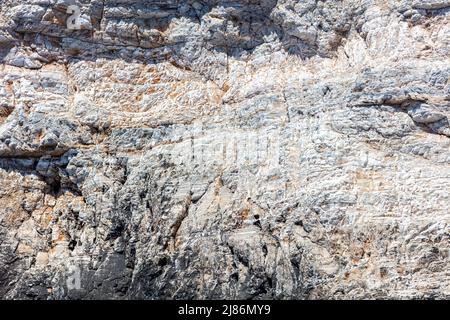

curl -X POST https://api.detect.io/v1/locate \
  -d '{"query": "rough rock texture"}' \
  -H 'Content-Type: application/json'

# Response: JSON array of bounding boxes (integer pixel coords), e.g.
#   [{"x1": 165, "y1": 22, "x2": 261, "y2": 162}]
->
[{"x1": 0, "y1": 0, "x2": 449, "y2": 299}]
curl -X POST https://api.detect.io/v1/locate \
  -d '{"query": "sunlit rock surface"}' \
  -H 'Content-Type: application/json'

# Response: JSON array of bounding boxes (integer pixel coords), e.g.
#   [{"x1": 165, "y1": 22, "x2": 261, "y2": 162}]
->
[{"x1": 0, "y1": 0, "x2": 449, "y2": 299}]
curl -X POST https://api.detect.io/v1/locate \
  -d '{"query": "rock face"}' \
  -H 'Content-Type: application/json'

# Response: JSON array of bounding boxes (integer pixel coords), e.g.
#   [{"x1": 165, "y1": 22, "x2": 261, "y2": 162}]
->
[{"x1": 0, "y1": 0, "x2": 449, "y2": 300}]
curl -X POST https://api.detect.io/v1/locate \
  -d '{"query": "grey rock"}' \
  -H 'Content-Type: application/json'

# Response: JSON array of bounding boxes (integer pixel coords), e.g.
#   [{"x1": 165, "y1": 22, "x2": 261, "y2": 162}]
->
[{"x1": 0, "y1": 0, "x2": 449, "y2": 300}]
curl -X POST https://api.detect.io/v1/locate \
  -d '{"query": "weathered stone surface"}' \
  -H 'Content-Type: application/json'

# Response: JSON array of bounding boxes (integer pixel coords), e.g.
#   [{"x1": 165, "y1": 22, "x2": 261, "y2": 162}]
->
[{"x1": 0, "y1": 0, "x2": 449, "y2": 299}]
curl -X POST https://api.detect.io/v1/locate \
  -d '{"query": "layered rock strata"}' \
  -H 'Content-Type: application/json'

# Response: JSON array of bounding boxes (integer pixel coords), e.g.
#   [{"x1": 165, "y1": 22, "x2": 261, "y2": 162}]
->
[{"x1": 0, "y1": 0, "x2": 449, "y2": 299}]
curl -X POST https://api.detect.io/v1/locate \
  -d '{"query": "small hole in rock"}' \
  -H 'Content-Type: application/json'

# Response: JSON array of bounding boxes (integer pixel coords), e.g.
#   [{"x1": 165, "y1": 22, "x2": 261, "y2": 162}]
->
[{"x1": 68, "y1": 240, "x2": 77, "y2": 251}]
